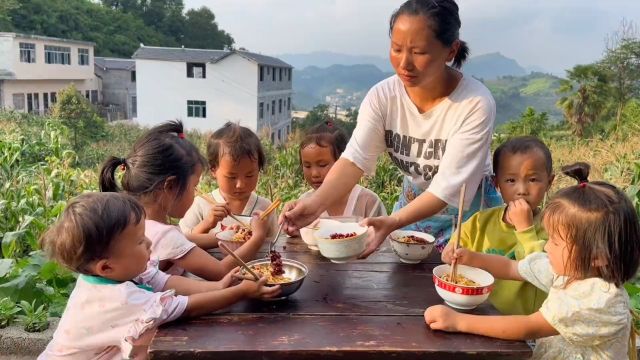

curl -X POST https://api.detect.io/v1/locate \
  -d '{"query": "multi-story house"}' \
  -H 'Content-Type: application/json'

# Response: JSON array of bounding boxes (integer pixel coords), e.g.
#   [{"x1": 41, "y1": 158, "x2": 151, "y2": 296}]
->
[
  {"x1": 133, "y1": 45, "x2": 293, "y2": 141},
  {"x1": 0, "y1": 32, "x2": 100, "y2": 114},
  {"x1": 94, "y1": 57, "x2": 136, "y2": 121}
]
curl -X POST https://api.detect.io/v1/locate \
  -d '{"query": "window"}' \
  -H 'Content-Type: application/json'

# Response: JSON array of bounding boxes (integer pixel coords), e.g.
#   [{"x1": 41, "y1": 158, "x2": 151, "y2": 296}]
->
[
  {"x1": 19, "y1": 43, "x2": 36, "y2": 63},
  {"x1": 187, "y1": 63, "x2": 206, "y2": 78},
  {"x1": 278, "y1": 99, "x2": 282, "y2": 113},
  {"x1": 272, "y1": 67, "x2": 276, "y2": 81},
  {"x1": 44, "y1": 45, "x2": 71, "y2": 65},
  {"x1": 78, "y1": 48, "x2": 89, "y2": 66},
  {"x1": 271, "y1": 132, "x2": 275, "y2": 144},
  {"x1": 131, "y1": 70, "x2": 136, "y2": 82},
  {"x1": 26, "y1": 93, "x2": 39, "y2": 113},
  {"x1": 259, "y1": 102, "x2": 264, "y2": 119},
  {"x1": 279, "y1": 68, "x2": 283, "y2": 81},
  {"x1": 266, "y1": 103, "x2": 269, "y2": 112},
  {"x1": 287, "y1": 97, "x2": 291, "y2": 110},
  {"x1": 43, "y1": 93, "x2": 49, "y2": 111},
  {"x1": 187, "y1": 100, "x2": 206, "y2": 118},
  {"x1": 131, "y1": 96, "x2": 137, "y2": 117},
  {"x1": 271, "y1": 100, "x2": 275, "y2": 115},
  {"x1": 259, "y1": 66, "x2": 264, "y2": 82},
  {"x1": 278, "y1": 129, "x2": 281, "y2": 141},
  {"x1": 50, "y1": 92, "x2": 57, "y2": 104},
  {"x1": 85, "y1": 90, "x2": 90, "y2": 100},
  {"x1": 12, "y1": 94, "x2": 25, "y2": 110},
  {"x1": 90, "y1": 90, "x2": 98, "y2": 104},
  {"x1": 288, "y1": 68, "x2": 292, "y2": 81}
]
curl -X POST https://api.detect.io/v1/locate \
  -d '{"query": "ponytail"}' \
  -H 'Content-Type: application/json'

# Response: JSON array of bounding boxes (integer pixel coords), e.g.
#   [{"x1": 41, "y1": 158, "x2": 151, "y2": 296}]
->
[
  {"x1": 452, "y1": 40, "x2": 469, "y2": 69},
  {"x1": 99, "y1": 156, "x2": 125, "y2": 192}
]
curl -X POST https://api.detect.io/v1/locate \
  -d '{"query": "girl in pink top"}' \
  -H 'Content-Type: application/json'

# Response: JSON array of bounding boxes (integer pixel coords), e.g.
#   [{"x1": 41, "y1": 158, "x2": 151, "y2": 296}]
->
[{"x1": 39, "y1": 192, "x2": 279, "y2": 359}]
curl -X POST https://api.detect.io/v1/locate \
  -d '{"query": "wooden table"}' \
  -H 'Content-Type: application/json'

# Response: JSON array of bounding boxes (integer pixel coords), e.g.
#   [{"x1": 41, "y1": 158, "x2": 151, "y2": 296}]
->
[{"x1": 149, "y1": 237, "x2": 532, "y2": 359}]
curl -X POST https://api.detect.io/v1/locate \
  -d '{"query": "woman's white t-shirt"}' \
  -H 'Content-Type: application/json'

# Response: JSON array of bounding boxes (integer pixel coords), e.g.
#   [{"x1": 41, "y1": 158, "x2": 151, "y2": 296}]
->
[{"x1": 341, "y1": 74, "x2": 495, "y2": 208}]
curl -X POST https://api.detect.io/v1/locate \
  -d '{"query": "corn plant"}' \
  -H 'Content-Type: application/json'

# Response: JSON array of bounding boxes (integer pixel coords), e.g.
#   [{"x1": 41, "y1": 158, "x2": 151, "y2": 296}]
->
[
  {"x1": 17, "y1": 300, "x2": 49, "y2": 332},
  {"x1": 0, "y1": 297, "x2": 20, "y2": 328}
]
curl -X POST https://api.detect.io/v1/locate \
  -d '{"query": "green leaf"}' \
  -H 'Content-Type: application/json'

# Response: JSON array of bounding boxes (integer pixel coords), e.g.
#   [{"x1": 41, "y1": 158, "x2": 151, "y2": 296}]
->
[
  {"x1": 1, "y1": 231, "x2": 25, "y2": 258},
  {"x1": 0, "y1": 259, "x2": 14, "y2": 278}
]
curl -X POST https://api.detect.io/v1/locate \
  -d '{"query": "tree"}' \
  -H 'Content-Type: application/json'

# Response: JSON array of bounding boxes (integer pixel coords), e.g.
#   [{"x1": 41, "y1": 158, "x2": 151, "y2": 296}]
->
[
  {"x1": 51, "y1": 84, "x2": 106, "y2": 151},
  {"x1": 183, "y1": 7, "x2": 234, "y2": 50},
  {"x1": 498, "y1": 107, "x2": 550, "y2": 138},
  {"x1": 601, "y1": 19, "x2": 640, "y2": 128},
  {"x1": 556, "y1": 64, "x2": 609, "y2": 137},
  {"x1": 0, "y1": 0, "x2": 19, "y2": 30}
]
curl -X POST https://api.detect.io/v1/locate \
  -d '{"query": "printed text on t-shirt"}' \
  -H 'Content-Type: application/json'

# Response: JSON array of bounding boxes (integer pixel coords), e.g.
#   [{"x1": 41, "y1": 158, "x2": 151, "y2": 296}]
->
[{"x1": 385, "y1": 130, "x2": 447, "y2": 181}]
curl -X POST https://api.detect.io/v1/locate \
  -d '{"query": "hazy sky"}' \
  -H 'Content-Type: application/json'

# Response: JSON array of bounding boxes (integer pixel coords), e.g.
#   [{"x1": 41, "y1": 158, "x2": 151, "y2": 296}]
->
[{"x1": 184, "y1": 0, "x2": 640, "y2": 75}]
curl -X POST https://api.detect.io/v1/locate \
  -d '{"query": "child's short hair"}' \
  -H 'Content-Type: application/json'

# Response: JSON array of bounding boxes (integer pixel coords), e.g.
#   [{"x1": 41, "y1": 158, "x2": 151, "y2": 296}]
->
[
  {"x1": 492, "y1": 136, "x2": 553, "y2": 175},
  {"x1": 299, "y1": 121, "x2": 348, "y2": 161},
  {"x1": 542, "y1": 162, "x2": 640, "y2": 286},
  {"x1": 39, "y1": 192, "x2": 145, "y2": 274},
  {"x1": 99, "y1": 120, "x2": 206, "y2": 197},
  {"x1": 206, "y1": 122, "x2": 266, "y2": 170}
]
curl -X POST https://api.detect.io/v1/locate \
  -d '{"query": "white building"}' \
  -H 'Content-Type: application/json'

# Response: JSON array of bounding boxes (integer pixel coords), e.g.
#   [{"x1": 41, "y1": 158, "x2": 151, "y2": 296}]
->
[
  {"x1": 0, "y1": 32, "x2": 100, "y2": 114},
  {"x1": 133, "y1": 45, "x2": 293, "y2": 142},
  {"x1": 94, "y1": 57, "x2": 136, "y2": 121}
]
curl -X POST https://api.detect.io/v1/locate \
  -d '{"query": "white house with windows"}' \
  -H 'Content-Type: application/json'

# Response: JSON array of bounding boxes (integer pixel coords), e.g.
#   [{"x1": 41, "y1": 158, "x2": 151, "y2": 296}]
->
[
  {"x1": 133, "y1": 45, "x2": 293, "y2": 142},
  {"x1": 0, "y1": 32, "x2": 100, "y2": 114}
]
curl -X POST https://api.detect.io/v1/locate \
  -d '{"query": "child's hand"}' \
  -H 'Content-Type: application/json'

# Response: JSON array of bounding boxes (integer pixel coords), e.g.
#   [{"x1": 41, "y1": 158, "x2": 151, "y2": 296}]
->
[
  {"x1": 249, "y1": 212, "x2": 269, "y2": 239},
  {"x1": 424, "y1": 305, "x2": 461, "y2": 332},
  {"x1": 216, "y1": 267, "x2": 240, "y2": 289},
  {"x1": 358, "y1": 215, "x2": 400, "y2": 259},
  {"x1": 204, "y1": 203, "x2": 230, "y2": 230},
  {"x1": 448, "y1": 247, "x2": 475, "y2": 266},
  {"x1": 506, "y1": 199, "x2": 534, "y2": 231},
  {"x1": 239, "y1": 277, "x2": 282, "y2": 299}
]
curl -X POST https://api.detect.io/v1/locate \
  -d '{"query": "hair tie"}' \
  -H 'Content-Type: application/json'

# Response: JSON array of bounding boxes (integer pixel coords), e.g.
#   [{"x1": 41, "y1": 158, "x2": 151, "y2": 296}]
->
[
  {"x1": 177, "y1": 132, "x2": 185, "y2": 139},
  {"x1": 119, "y1": 157, "x2": 127, "y2": 171},
  {"x1": 326, "y1": 121, "x2": 333, "y2": 128},
  {"x1": 578, "y1": 181, "x2": 588, "y2": 188}
]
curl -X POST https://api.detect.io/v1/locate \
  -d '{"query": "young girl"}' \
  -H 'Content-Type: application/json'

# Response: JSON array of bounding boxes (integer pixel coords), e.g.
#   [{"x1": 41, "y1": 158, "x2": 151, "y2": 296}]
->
[
  {"x1": 426, "y1": 162, "x2": 640, "y2": 359},
  {"x1": 179, "y1": 122, "x2": 277, "y2": 249},
  {"x1": 100, "y1": 120, "x2": 265, "y2": 281},
  {"x1": 296, "y1": 122, "x2": 386, "y2": 228},
  {"x1": 39, "y1": 193, "x2": 279, "y2": 359},
  {"x1": 441, "y1": 136, "x2": 554, "y2": 315}
]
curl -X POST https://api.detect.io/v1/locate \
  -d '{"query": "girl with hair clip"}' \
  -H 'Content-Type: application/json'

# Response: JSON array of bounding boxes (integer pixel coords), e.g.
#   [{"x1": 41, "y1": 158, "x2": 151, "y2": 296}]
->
[
  {"x1": 425, "y1": 162, "x2": 640, "y2": 359},
  {"x1": 290, "y1": 121, "x2": 386, "y2": 235},
  {"x1": 38, "y1": 193, "x2": 279, "y2": 360},
  {"x1": 99, "y1": 120, "x2": 267, "y2": 281}
]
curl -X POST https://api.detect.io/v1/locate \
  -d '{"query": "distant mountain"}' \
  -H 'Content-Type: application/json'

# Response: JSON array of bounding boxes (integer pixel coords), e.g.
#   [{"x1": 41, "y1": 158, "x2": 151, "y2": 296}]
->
[
  {"x1": 462, "y1": 52, "x2": 527, "y2": 80},
  {"x1": 280, "y1": 51, "x2": 393, "y2": 72}
]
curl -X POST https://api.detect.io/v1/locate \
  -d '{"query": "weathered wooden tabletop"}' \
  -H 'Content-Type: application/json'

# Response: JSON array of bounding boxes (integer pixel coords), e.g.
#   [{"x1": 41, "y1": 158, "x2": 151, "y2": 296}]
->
[{"x1": 149, "y1": 237, "x2": 532, "y2": 359}]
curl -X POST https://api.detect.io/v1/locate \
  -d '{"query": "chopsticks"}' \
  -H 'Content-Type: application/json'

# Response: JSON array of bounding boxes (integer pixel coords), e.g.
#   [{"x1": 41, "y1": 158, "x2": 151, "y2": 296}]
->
[
  {"x1": 196, "y1": 190, "x2": 252, "y2": 230},
  {"x1": 449, "y1": 183, "x2": 467, "y2": 283},
  {"x1": 259, "y1": 198, "x2": 281, "y2": 221},
  {"x1": 218, "y1": 242, "x2": 260, "y2": 281}
]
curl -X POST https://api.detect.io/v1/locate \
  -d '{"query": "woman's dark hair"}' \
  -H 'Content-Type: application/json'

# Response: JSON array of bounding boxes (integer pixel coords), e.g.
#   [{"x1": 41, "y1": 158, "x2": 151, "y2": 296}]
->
[
  {"x1": 39, "y1": 192, "x2": 145, "y2": 274},
  {"x1": 99, "y1": 120, "x2": 206, "y2": 198},
  {"x1": 389, "y1": 0, "x2": 469, "y2": 68},
  {"x1": 492, "y1": 136, "x2": 553, "y2": 176},
  {"x1": 299, "y1": 121, "x2": 349, "y2": 162},
  {"x1": 542, "y1": 162, "x2": 640, "y2": 287},
  {"x1": 207, "y1": 122, "x2": 266, "y2": 171}
]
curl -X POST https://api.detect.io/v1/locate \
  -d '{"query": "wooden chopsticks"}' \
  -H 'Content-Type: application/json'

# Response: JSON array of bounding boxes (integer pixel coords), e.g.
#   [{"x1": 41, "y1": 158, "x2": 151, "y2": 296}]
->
[
  {"x1": 449, "y1": 183, "x2": 467, "y2": 283},
  {"x1": 218, "y1": 242, "x2": 260, "y2": 281},
  {"x1": 259, "y1": 198, "x2": 281, "y2": 221}
]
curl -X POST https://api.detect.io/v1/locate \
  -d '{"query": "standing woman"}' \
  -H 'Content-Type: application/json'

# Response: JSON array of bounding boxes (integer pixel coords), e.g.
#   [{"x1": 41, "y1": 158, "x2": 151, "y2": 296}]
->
[{"x1": 282, "y1": 0, "x2": 502, "y2": 257}]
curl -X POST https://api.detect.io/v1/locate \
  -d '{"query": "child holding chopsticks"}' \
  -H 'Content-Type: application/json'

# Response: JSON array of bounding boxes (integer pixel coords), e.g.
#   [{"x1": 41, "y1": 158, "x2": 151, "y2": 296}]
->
[
  {"x1": 441, "y1": 136, "x2": 554, "y2": 315},
  {"x1": 99, "y1": 120, "x2": 267, "y2": 281},
  {"x1": 179, "y1": 122, "x2": 279, "y2": 248},
  {"x1": 287, "y1": 122, "x2": 387, "y2": 236}
]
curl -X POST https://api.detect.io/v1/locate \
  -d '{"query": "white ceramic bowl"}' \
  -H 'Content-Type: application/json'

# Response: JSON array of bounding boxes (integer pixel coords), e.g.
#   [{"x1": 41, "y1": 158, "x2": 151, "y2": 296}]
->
[
  {"x1": 432, "y1": 264, "x2": 494, "y2": 309},
  {"x1": 216, "y1": 229, "x2": 247, "y2": 254},
  {"x1": 300, "y1": 219, "x2": 343, "y2": 250},
  {"x1": 314, "y1": 222, "x2": 367, "y2": 263},
  {"x1": 389, "y1": 230, "x2": 435, "y2": 264}
]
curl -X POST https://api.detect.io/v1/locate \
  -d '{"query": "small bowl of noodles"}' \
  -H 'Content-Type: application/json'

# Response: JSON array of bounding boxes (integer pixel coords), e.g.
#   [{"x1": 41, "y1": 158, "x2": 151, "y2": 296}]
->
[
  {"x1": 432, "y1": 264, "x2": 494, "y2": 309},
  {"x1": 242, "y1": 258, "x2": 308, "y2": 300},
  {"x1": 217, "y1": 227, "x2": 252, "y2": 254},
  {"x1": 389, "y1": 230, "x2": 435, "y2": 264}
]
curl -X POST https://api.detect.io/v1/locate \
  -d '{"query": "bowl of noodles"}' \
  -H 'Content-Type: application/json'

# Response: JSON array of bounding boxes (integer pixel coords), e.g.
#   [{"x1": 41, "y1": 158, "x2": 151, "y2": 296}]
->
[
  {"x1": 389, "y1": 230, "x2": 435, "y2": 263},
  {"x1": 314, "y1": 222, "x2": 367, "y2": 263},
  {"x1": 243, "y1": 258, "x2": 308, "y2": 299},
  {"x1": 217, "y1": 227, "x2": 252, "y2": 254},
  {"x1": 432, "y1": 264, "x2": 494, "y2": 309}
]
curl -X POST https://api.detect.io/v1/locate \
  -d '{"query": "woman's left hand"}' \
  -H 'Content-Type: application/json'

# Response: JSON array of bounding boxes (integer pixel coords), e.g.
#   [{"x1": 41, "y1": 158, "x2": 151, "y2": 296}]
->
[{"x1": 358, "y1": 215, "x2": 400, "y2": 259}]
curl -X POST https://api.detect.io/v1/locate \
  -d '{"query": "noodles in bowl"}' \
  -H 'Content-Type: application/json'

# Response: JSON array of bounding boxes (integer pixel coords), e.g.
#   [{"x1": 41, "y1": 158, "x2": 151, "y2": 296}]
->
[
  {"x1": 389, "y1": 230, "x2": 435, "y2": 264},
  {"x1": 432, "y1": 264, "x2": 494, "y2": 309},
  {"x1": 243, "y1": 258, "x2": 308, "y2": 300},
  {"x1": 440, "y1": 273, "x2": 479, "y2": 287},
  {"x1": 249, "y1": 263, "x2": 292, "y2": 284}
]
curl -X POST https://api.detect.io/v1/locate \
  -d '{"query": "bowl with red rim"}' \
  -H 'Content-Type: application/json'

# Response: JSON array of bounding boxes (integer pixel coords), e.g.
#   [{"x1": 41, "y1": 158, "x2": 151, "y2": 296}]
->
[
  {"x1": 432, "y1": 264, "x2": 494, "y2": 309},
  {"x1": 314, "y1": 222, "x2": 367, "y2": 263},
  {"x1": 389, "y1": 230, "x2": 435, "y2": 263}
]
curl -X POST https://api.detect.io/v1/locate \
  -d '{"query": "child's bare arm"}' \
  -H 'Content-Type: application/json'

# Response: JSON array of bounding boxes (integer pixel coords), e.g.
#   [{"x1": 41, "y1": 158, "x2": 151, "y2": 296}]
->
[
  {"x1": 425, "y1": 305, "x2": 558, "y2": 340},
  {"x1": 163, "y1": 268, "x2": 239, "y2": 294},
  {"x1": 181, "y1": 277, "x2": 280, "y2": 318},
  {"x1": 452, "y1": 248, "x2": 524, "y2": 282},
  {"x1": 183, "y1": 232, "x2": 218, "y2": 249}
]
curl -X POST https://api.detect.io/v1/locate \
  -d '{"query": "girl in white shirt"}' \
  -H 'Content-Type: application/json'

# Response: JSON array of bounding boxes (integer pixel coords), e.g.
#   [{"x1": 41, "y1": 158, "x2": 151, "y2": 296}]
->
[
  {"x1": 294, "y1": 122, "x2": 386, "y2": 232},
  {"x1": 425, "y1": 162, "x2": 640, "y2": 360},
  {"x1": 39, "y1": 192, "x2": 279, "y2": 359}
]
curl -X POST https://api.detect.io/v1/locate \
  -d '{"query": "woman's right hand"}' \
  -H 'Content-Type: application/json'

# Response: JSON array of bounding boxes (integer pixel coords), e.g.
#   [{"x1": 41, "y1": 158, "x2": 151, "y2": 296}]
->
[
  {"x1": 239, "y1": 277, "x2": 281, "y2": 299},
  {"x1": 280, "y1": 198, "x2": 322, "y2": 235},
  {"x1": 358, "y1": 215, "x2": 400, "y2": 259}
]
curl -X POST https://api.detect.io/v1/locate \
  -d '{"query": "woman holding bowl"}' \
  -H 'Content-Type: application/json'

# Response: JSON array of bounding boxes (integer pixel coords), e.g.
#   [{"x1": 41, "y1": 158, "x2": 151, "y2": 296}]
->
[{"x1": 282, "y1": 0, "x2": 502, "y2": 257}]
